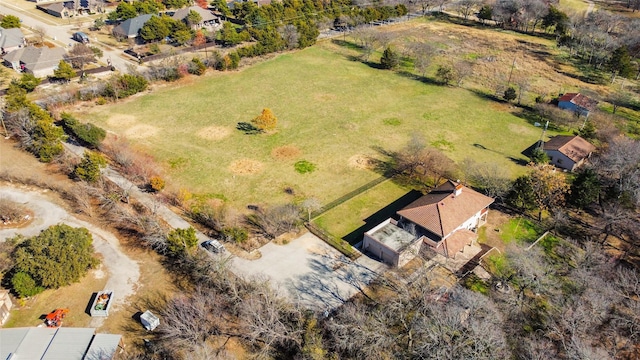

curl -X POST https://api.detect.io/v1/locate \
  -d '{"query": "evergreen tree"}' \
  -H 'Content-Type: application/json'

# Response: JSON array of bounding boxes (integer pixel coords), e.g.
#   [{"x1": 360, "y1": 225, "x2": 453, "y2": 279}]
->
[
  {"x1": 53, "y1": 60, "x2": 76, "y2": 81},
  {"x1": 607, "y1": 46, "x2": 633, "y2": 81},
  {"x1": 568, "y1": 168, "x2": 601, "y2": 209},
  {"x1": 380, "y1": 46, "x2": 400, "y2": 70}
]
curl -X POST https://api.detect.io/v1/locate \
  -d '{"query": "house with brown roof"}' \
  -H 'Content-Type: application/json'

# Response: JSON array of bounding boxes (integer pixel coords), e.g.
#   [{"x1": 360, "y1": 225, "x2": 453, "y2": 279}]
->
[
  {"x1": 558, "y1": 93, "x2": 598, "y2": 117},
  {"x1": 543, "y1": 135, "x2": 596, "y2": 171},
  {"x1": 362, "y1": 181, "x2": 494, "y2": 267}
]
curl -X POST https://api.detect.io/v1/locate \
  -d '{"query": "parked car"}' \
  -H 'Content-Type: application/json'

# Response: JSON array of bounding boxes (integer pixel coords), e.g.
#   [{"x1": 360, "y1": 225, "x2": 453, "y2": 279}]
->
[
  {"x1": 201, "y1": 239, "x2": 225, "y2": 253},
  {"x1": 73, "y1": 31, "x2": 90, "y2": 44}
]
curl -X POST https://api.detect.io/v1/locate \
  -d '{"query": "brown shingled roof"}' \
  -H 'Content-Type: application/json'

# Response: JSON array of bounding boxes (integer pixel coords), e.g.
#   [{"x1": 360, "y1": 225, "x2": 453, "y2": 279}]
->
[
  {"x1": 543, "y1": 135, "x2": 596, "y2": 163},
  {"x1": 558, "y1": 93, "x2": 598, "y2": 111},
  {"x1": 397, "y1": 181, "x2": 494, "y2": 240}
]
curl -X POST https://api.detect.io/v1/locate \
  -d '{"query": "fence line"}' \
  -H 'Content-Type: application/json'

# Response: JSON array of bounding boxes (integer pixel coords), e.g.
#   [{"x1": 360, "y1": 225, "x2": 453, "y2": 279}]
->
[{"x1": 311, "y1": 176, "x2": 388, "y2": 219}]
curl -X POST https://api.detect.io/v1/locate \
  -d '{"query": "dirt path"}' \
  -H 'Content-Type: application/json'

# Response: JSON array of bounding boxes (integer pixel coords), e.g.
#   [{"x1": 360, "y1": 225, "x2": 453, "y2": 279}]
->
[{"x1": 0, "y1": 186, "x2": 140, "y2": 326}]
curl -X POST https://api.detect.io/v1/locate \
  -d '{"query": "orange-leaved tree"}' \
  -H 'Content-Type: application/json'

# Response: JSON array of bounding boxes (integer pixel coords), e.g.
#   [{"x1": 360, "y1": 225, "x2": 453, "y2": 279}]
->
[{"x1": 252, "y1": 108, "x2": 277, "y2": 131}]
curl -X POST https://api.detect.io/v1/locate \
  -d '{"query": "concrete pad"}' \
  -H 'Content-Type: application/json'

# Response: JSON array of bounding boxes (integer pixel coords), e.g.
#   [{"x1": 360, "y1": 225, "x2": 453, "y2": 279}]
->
[{"x1": 231, "y1": 232, "x2": 387, "y2": 311}]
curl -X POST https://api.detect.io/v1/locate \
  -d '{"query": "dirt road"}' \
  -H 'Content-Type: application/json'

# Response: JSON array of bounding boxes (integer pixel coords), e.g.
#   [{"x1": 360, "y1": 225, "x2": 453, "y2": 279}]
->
[{"x1": 0, "y1": 186, "x2": 140, "y2": 325}]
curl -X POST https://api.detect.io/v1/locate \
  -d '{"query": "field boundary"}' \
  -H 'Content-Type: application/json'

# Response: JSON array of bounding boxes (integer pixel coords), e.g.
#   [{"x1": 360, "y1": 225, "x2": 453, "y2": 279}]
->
[
  {"x1": 305, "y1": 222, "x2": 361, "y2": 260},
  {"x1": 311, "y1": 176, "x2": 388, "y2": 219}
]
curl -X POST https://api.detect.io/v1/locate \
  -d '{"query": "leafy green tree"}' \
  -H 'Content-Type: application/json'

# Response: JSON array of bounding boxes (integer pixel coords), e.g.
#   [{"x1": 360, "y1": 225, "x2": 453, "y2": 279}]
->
[
  {"x1": 212, "y1": 0, "x2": 231, "y2": 18},
  {"x1": 108, "y1": 2, "x2": 137, "y2": 21},
  {"x1": 31, "y1": 118, "x2": 65, "y2": 162},
  {"x1": 163, "y1": 0, "x2": 189, "y2": 9},
  {"x1": 166, "y1": 227, "x2": 198, "y2": 255},
  {"x1": 380, "y1": 46, "x2": 399, "y2": 70},
  {"x1": 568, "y1": 168, "x2": 601, "y2": 209},
  {"x1": 478, "y1": 5, "x2": 492, "y2": 24},
  {"x1": 5, "y1": 82, "x2": 28, "y2": 111},
  {"x1": 542, "y1": 6, "x2": 568, "y2": 35},
  {"x1": 172, "y1": 29, "x2": 194, "y2": 45},
  {"x1": 507, "y1": 175, "x2": 536, "y2": 210},
  {"x1": 134, "y1": 0, "x2": 159, "y2": 14},
  {"x1": 16, "y1": 73, "x2": 41, "y2": 92},
  {"x1": 140, "y1": 15, "x2": 171, "y2": 42},
  {"x1": 529, "y1": 147, "x2": 549, "y2": 164},
  {"x1": 0, "y1": 15, "x2": 21, "y2": 28},
  {"x1": 12, "y1": 224, "x2": 99, "y2": 289},
  {"x1": 53, "y1": 60, "x2": 76, "y2": 81},
  {"x1": 186, "y1": 10, "x2": 203, "y2": 27},
  {"x1": 74, "y1": 150, "x2": 107, "y2": 182},
  {"x1": 607, "y1": 46, "x2": 634, "y2": 82},
  {"x1": 11, "y1": 272, "x2": 44, "y2": 298},
  {"x1": 435, "y1": 65, "x2": 454, "y2": 85},
  {"x1": 577, "y1": 120, "x2": 596, "y2": 140},
  {"x1": 503, "y1": 86, "x2": 517, "y2": 101},
  {"x1": 219, "y1": 21, "x2": 244, "y2": 46}
]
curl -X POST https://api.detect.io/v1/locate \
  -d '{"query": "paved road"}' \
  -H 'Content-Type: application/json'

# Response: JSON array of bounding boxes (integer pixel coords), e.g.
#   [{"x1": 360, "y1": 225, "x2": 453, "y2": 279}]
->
[
  {"x1": 0, "y1": 2, "x2": 138, "y2": 72},
  {"x1": 0, "y1": 186, "x2": 141, "y2": 325}
]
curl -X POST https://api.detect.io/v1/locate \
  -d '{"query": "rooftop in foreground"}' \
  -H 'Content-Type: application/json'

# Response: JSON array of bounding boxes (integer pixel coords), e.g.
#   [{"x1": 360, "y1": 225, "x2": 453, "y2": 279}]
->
[{"x1": 367, "y1": 221, "x2": 416, "y2": 251}]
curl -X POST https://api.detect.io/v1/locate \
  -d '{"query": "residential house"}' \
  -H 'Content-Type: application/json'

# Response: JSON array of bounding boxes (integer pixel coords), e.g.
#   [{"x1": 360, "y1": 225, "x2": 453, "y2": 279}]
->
[
  {"x1": 3, "y1": 46, "x2": 66, "y2": 77},
  {"x1": 0, "y1": 27, "x2": 26, "y2": 54},
  {"x1": 36, "y1": 1, "x2": 75, "y2": 18},
  {"x1": 0, "y1": 289, "x2": 12, "y2": 326},
  {"x1": 558, "y1": 93, "x2": 598, "y2": 117},
  {"x1": 172, "y1": 6, "x2": 220, "y2": 29},
  {"x1": 112, "y1": 14, "x2": 153, "y2": 39},
  {"x1": 362, "y1": 181, "x2": 494, "y2": 267},
  {"x1": 543, "y1": 135, "x2": 596, "y2": 171},
  {"x1": 0, "y1": 327, "x2": 123, "y2": 359}
]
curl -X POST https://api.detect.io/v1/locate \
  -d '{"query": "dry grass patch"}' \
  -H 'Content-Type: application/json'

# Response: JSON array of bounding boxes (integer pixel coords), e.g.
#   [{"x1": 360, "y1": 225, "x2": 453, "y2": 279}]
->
[
  {"x1": 107, "y1": 114, "x2": 137, "y2": 128},
  {"x1": 125, "y1": 124, "x2": 160, "y2": 139},
  {"x1": 229, "y1": 159, "x2": 264, "y2": 175},
  {"x1": 271, "y1": 145, "x2": 301, "y2": 160},
  {"x1": 197, "y1": 126, "x2": 232, "y2": 141},
  {"x1": 348, "y1": 154, "x2": 373, "y2": 170}
]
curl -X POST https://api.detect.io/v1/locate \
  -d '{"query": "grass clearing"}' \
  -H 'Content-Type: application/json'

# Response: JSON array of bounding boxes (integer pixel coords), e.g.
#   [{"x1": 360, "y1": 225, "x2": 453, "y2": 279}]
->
[
  {"x1": 313, "y1": 180, "x2": 412, "y2": 244},
  {"x1": 499, "y1": 217, "x2": 542, "y2": 244},
  {"x1": 5, "y1": 268, "x2": 107, "y2": 328},
  {"x1": 76, "y1": 48, "x2": 554, "y2": 209}
]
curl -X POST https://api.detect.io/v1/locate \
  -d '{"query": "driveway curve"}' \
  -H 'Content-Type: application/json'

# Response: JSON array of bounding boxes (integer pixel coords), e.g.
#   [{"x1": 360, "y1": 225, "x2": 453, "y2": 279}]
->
[{"x1": 0, "y1": 186, "x2": 140, "y2": 321}]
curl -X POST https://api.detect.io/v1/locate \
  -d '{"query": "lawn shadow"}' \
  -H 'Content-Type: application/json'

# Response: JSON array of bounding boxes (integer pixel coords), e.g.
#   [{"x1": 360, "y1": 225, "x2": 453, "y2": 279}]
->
[
  {"x1": 341, "y1": 189, "x2": 423, "y2": 246},
  {"x1": 396, "y1": 70, "x2": 441, "y2": 86}
]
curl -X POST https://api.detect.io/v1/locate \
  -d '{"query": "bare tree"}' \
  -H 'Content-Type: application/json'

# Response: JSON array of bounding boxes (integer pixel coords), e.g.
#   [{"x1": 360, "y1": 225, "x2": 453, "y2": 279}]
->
[
  {"x1": 461, "y1": 158, "x2": 511, "y2": 199},
  {"x1": 410, "y1": 42, "x2": 437, "y2": 78},
  {"x1": 455, "y1": 0, "x2": 479, "y2": 20},
  {"x1": 277, "y1": 25, "x2": 299, "y2": 50},
  {"x1": 68, "y1": 44, "x2": 96, "y2": 72},
  {"x1": 33, "y1": 26, "x2": 47, "y2": 45},
  {"x1": 246, "y1": 204, "x2": 301, "y2": 239},
  {"x1": 453, "y1": 60, "x2": 475, "y2": 86}
]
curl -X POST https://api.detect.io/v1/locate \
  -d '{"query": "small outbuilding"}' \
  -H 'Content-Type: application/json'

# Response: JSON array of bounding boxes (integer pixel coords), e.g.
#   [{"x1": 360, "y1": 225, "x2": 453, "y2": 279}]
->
[
  {"x1": 0, "y1": 289, "x2": 12, "y2": 326},
  {"x1": 140, "y1": 310, "x2": 160, "y2": 331},
  {"x1": 558, "y1": 93, "x2": 598, "y2": 117},
  {"x1": 543, "y1": 135, "x2": 596, "y2": 171}
]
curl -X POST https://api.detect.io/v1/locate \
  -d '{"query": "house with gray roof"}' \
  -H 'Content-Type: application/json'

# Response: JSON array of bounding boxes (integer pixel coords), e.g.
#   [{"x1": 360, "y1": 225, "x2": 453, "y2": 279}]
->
[
  {"x1": 0, "y1": 27, "x2": 26, "y2": 54},
  {"x1": 3, "y1": 46, "x2": 66, "y2": 77},
  {"x1": 172, "y1": 6, "x2": 220, "y2": 29},
  {"x1": 112, "y1": 14, "x2": 153, "y2": 39},
  {"x1": 36, "y1": 1, "x2": 75, "y2": 18}
]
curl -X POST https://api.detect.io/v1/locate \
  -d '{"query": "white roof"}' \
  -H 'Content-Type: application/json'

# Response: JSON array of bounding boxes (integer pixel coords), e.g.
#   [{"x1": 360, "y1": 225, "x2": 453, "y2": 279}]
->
[
  {"x1": 0, "y1": 327, "x2": 57, "y2": 360},
  {"x1": 41, "y1": 327, "x2": 96, "y2": 360},
  {"x1": 85, "y1": 333, "x2": 122, "y2": 359}
]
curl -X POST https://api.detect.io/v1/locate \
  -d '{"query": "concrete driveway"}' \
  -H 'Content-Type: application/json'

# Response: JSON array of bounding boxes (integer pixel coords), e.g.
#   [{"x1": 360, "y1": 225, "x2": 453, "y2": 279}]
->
[{"x1": 232, "y1": 232, "x2": 387, "y2": 311}]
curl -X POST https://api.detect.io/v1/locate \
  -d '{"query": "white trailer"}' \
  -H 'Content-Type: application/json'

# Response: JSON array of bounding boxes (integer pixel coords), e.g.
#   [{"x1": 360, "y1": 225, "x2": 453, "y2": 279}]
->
[{"x1": 90, "y1": 290, "x2": 114, "y2": 317}]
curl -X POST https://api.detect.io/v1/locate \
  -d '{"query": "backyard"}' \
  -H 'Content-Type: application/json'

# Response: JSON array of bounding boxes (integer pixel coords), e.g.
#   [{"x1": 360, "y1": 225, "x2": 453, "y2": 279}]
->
[{"x1": 74, "y1": 22, "x2": 572, "y2": 209}]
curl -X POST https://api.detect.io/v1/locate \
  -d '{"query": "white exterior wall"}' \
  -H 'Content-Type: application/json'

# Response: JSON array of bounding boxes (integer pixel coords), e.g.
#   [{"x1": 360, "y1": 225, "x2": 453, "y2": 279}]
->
[
  {"x1": 545, "y1": 149, "x2": 576, "y2": 171},
  {"x1": 442, "y1": 210, "x2": 482, "y2": 241},
  {"x1": 362, "y1": 233, "x2": 400, "y2": 267}
]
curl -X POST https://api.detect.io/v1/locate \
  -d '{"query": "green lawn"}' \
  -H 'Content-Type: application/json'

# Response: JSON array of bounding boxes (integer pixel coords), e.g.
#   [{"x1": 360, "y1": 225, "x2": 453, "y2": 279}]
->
[
  {"x1": 313, "y1": 180, "x2": 412, "y2": 243},
  {"x1": 499, "y1": 218, "x2": 542, "y2": 244},
  {"x1": 76, "y1": 44, "x2": 554, "y2": 209}
]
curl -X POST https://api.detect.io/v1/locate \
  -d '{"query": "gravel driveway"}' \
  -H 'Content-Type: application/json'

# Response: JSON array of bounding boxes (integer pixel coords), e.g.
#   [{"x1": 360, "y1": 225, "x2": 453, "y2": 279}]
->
[{"x1": 0, "y1": 186, "x2": 140, "y2": 325}]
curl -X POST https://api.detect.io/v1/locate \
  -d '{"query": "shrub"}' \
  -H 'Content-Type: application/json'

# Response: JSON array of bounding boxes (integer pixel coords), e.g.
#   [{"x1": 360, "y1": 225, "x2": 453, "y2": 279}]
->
[
  {"x1": 74, "y1": 150, "x2": 107, "y2": 182},
  {"x1": 96, "y1": 97, "x2": 107, "y2": 105},
  {"x1": 380, "y1": 46, "x2": 399, "y2": 69},
  {"x1": 504, "y1": 87, "x2": 517, "y2": 102},
  {"x1": 166, "y1": 227, "x2": 198, "y2": 255},
  {"x1": 188, "y1": 57, "x2": 206, "y2": 75},
  {"x1": 294, "y1": 160, "x2": 317, "y2": 174},
  {"x1": 149, "y1": 176, "x2": 166, "y2": 192},
  {"x1": 17, "y1": 74, "x2": 41, "y2": 92},
  {"x1": 61, "y1": 113, "x2": 106, "y2": 148},
  {"x1": 104, "y1": 74, "x2": 148, "y2": 99},
  {"x1": 222, "y1": 226, "x2": 248, "y2": 243},
  {"x1": 11, "y1": 272, "x2": 44, "y2": 298},
  {"x1": 252, "y1": 108, "x2": 277, "y2": 131}
]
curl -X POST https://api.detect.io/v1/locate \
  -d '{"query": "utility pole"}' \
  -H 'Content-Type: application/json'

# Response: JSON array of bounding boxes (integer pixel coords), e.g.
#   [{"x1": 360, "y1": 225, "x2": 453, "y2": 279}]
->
[
  {"x1": 506, "y1": 57, "x2": 516, "y2": 87},
  {"x1": 537, "y1": 120, "x2": 549, "y2": 150}
]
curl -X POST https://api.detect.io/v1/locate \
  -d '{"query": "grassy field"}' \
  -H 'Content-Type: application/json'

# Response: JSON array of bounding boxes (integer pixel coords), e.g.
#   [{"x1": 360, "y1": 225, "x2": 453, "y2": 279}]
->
[{"x1": 75, "y1": 33, "x2": 561, "y2": 209}]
